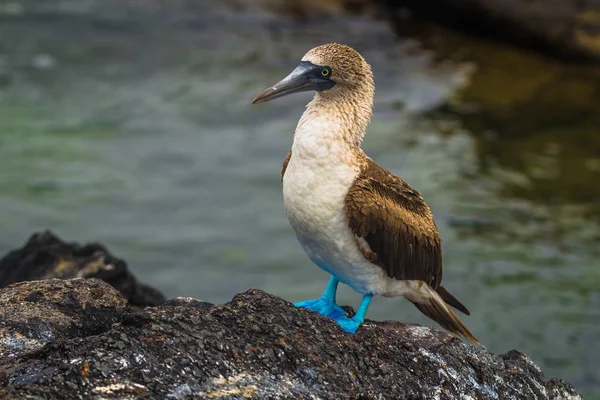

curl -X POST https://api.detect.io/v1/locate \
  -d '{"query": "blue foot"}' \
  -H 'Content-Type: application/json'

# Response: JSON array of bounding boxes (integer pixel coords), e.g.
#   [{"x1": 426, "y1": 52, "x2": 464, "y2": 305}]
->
[
  {"x1": 294, "y1": 276, "x2": 346, "y2": 319},
  {"x1": 294, "y1": 277, "x2": 374, "y2": 335},
  {"x1": 332, "y1": 315, "x2": 363, "y2": 334},
  {"x1": 294, "y1": 298, "x2": 346, "y2": 319},
  {"x1": 333, "y1": 294, "x2": 373, "y2": 334}
]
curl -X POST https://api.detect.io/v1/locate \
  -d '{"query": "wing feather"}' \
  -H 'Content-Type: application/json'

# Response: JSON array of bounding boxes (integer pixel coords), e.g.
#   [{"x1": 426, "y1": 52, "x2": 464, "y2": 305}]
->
[
  {"x1": 345, "y1": 158, "x2": 443, "y2": 288},
  {"x1": 281, "y1": 150, "x2": 292, "y2": 182}
]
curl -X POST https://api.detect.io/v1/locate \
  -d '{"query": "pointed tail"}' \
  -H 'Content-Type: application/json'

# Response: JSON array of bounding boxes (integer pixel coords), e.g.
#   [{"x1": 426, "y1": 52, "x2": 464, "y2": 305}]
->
[
  {"x1": 436, "y1": 285, "x2": 470, "y2": 316},
  {"x1": 411, "y1": 285, "x2": 480, "y2": 345}
]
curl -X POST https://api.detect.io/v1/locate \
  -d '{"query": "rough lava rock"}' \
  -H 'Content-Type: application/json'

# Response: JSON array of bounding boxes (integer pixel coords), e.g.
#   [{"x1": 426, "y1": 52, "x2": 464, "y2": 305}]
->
[
  {"x1": 0, "y1": 279, "x2": 128, "y2": 363},
  {"x1": 0, "y1": 279, "x2": 581, "y2": 399},
  {"x1": 0, "y1": 231, "x2": 165, "y2": 307}
]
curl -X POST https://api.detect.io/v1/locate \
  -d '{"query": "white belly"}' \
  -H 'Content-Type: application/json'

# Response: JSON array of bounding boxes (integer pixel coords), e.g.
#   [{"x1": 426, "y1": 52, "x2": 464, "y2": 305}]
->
[
  {"x1": 282, "y1": 151, "x2": 390, "y2": 296},
  {"x1": 280, "y1": 108, "x2": 421, "y2": 299}
]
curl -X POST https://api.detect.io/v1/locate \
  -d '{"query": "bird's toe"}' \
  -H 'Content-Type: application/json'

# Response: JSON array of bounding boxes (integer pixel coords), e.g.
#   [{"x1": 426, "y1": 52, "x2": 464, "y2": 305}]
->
[
  {"x1": 333, "y1": 315, "x2": 363, "y2": 334},
  {"x1": 294, "y1": 298, "x2": 346, "y2": 319}
]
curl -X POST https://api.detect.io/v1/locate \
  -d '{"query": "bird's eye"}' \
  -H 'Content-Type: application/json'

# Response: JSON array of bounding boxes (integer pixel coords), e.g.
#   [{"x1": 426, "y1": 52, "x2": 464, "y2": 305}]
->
[{"x1": 321, "y1": 68, "x2": 330, "y2": 77}]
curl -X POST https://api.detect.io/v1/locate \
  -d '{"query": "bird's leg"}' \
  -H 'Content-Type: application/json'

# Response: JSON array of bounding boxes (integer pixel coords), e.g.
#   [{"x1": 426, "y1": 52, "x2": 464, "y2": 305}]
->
[
  {"x1": 333, "y1": 294, "x2": 373, "y2": 334},
  {"x1": 294, "y1": 276, "x2": 346, "y2": 319}
]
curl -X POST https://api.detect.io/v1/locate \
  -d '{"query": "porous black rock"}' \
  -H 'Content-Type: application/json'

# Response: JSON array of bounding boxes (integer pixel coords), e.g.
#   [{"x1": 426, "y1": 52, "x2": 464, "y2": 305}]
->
[
  {"x1": 162, "y1": 297, "x2": 214, "y2": 308},
  {"x1": 0, "y1": 279, "x2": 581, "y2": 399},
  {"x1": 0, "y1": 230, "x2": 165, "y2": 307},
  {"x1": 0, "y1": 278, "x2": 128, "y2": 363}
]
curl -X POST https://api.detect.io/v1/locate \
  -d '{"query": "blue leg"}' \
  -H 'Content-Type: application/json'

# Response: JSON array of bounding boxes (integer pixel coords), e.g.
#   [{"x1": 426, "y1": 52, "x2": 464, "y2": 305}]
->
[
  {"x1": 294, "y1": 276, "x2": 346, "y2": 319},
  {"x1": 334, "y1": 294, "x2": 373, "y2": 334}
]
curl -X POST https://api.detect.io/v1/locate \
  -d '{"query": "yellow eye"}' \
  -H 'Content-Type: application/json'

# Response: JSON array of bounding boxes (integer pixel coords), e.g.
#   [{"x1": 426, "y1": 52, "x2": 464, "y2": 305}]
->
[{"x1": 321, "y1": 68, "x2": 330, "y2": 77}]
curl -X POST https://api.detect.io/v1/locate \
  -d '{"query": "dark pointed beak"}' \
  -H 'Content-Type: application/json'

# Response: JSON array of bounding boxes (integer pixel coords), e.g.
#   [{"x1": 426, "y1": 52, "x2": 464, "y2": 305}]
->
[
  {"x1": 251, "y1": 62, "x2": 334, "y2": 104},
  {"x1": 251, "y1": 65, "x2": 313, "y2": 104}
]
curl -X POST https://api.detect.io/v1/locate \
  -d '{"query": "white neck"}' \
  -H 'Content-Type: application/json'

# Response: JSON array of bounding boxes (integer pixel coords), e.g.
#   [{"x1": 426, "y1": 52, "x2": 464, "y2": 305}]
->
[{"x1": 291, "y1": 89, "x2": 373, "y2": 164}]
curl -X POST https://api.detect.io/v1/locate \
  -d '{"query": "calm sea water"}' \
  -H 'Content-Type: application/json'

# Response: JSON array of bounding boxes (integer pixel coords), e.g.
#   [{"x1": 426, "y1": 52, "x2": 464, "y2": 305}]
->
[{"x1": 0, "y1": 1, "x2": 598, "y2": 397}]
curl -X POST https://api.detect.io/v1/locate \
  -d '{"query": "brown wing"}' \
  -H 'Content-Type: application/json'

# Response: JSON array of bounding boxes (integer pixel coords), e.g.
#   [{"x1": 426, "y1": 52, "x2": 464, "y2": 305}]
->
[
  {"x1": 345, "y1": 158, "x2": 443, "y2": 289},
  {"x1": 281, "y1": 150, "x2": 292, "y2": 182}
]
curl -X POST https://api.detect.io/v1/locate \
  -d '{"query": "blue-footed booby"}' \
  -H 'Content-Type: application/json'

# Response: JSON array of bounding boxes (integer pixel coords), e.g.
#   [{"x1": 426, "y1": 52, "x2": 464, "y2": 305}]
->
[{"x1": 251, "y1": 43, "x2": 478, "y2": 343}]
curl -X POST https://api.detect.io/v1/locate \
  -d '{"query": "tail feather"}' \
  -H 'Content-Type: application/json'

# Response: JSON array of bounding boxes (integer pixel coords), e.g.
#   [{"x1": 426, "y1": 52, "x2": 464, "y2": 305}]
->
[
  {"x1": 412, "y1": 286, "x2": 480, "y2": 345},
  {"x1": 436, "y1": 285, "x2": 470, "y2": 315}
]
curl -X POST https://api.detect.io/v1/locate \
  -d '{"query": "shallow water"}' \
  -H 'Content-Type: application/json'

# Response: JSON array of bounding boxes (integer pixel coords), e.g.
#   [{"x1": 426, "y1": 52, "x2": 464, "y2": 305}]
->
[{"x1": 0, "y1": 1, "x2": 598, "y2": 397}]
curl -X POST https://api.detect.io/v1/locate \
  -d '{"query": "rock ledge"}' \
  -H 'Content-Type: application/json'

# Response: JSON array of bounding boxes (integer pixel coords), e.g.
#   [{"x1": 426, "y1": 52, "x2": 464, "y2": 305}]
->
[{"x1": 0, "y1": 279, "x2": 581, "y2": 399}]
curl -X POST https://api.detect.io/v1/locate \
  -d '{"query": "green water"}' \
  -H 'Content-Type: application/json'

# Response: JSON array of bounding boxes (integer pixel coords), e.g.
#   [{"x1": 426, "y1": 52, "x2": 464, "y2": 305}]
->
[{"x1": 0, "y1": 1, "x2": 598, "y2": 397}]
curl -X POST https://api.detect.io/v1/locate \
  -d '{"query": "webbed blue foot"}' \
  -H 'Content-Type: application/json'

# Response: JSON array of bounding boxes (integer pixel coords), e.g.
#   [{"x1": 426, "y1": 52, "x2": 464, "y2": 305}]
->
[
  {"x1": 294, "y1": 276, "x2": 373, "y2": 334},
  {"x1": 294, "y1": 298, "x2": 347, "y2": 319},
  {"x1": 331, "y1": 315, "x2": 363, "y2": 334},
  {"x1": 331, "y1": 294, "x2": 372, "y2": 334},
  {"x1": 294, "y1": 276, "x2": 347, "y2": 319}
]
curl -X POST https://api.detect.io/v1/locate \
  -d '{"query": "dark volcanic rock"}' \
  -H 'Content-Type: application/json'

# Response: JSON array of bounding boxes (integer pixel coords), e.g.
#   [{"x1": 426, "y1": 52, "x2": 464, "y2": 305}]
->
[
  {"x1": 162, "y1": 297, "x2": 214, "y2": 308},
  {"x1": 0, "y1": 231, "x2": 165, "y2": 307},
  {"x1": 546, "y1": 378, "x2": 582, "y2": 399},
  {"x1": 0, "y1": 280, "x2": 581, "y2": 399},
  {"x1": 0, "y1": 278, "x2": 127, "y2": 363}
]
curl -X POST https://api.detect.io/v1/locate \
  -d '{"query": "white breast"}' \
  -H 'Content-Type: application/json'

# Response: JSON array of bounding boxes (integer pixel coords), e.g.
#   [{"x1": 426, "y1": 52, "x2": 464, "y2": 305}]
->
[{"x1": 282, "y1": 115, "x2": 391, "y2": 295}]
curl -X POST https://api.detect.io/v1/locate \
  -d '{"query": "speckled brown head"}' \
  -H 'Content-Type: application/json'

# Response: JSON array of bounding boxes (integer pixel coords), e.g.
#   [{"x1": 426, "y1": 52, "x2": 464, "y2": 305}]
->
[
  {"x1": 302, "y1": 43, "x2": 373, "y2": 94},
  {"x1": 251, "y1": 43, "x2": 374, "y2": 105}
]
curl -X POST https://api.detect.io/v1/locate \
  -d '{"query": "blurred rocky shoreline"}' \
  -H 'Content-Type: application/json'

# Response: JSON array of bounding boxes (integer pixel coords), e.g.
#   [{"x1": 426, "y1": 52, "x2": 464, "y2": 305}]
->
[
  {"x1": 247, "y1": 0, "x2": 600, "y2": 62},
  {"x1": 3, "y1": 0, "x2": 599, "y2": 61},
  {"x1": 0, "y1": 232, "x2": 582, "y2": 398}
]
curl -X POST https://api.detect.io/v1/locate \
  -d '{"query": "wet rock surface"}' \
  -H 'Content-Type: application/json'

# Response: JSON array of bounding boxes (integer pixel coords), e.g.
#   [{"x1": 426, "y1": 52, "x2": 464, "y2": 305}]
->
[
  {"x1": 0, "y1": 231, "x2": 165, "y2": 307},
  {"x1": 0, "y1": 280, "x2": 581, "y2": 399},
  {"x1": 0, "y1": 279, "x2": 128, "y2": 364}
]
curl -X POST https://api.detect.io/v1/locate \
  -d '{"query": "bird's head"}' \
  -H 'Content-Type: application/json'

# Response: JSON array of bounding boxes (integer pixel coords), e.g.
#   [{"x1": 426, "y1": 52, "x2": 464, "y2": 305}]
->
[{"x1": 251, "y1": 43, "x2": 374, "y2": 104}]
